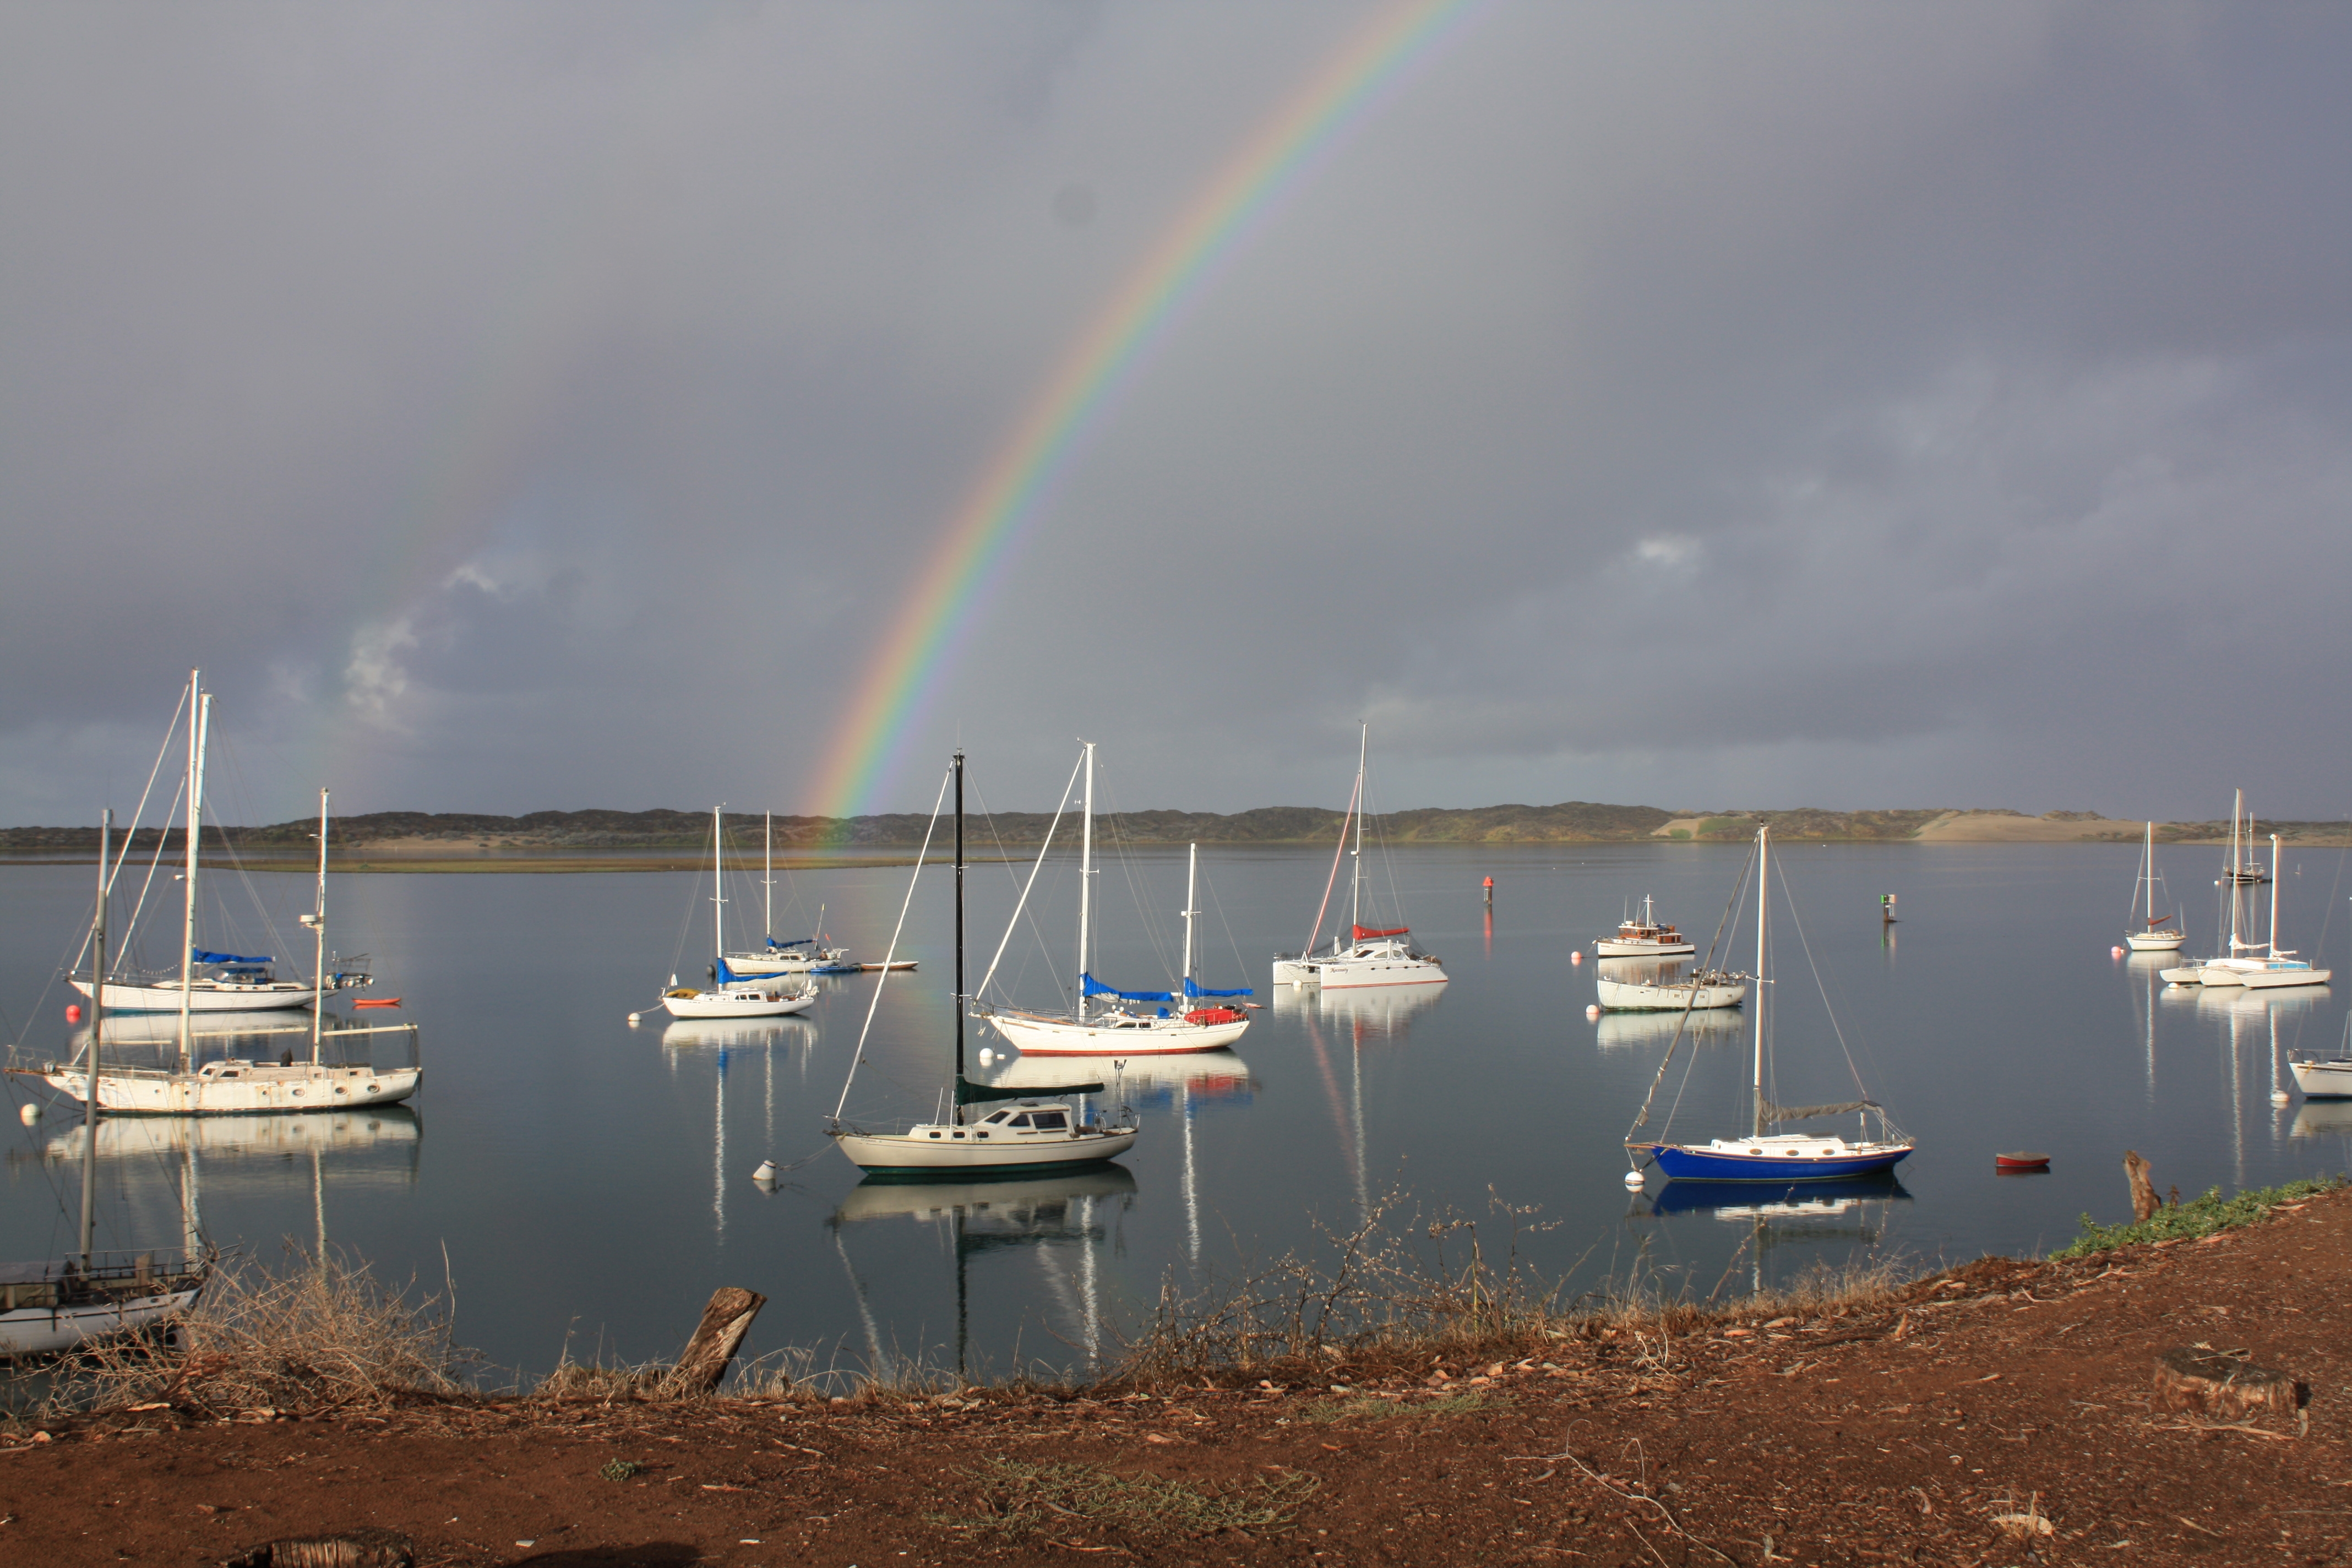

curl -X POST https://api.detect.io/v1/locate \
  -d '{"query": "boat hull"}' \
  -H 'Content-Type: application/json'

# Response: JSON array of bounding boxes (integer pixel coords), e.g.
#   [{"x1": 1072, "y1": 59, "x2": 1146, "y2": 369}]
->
[
  {"x1": 1594, "y1": 978, "x2": 1746, "y2": 1011},
  {"x1": 2124, "y1": 931, "x2": 2185, "y2": 952},
  {"x1": 2239, "y1": 966, "x2": 2332, "y2": 991},
  {"x1": 2159, "y1": 964, "x2": 2205, "y2": 985},
  {"x1": 1314, "y1": 957, "x2": 1447, "y2": 989},
  {"x1": 1634, "y1": 1140, "x2": 1913, "y2": 1182},
  {"x1": 829, "y1": 1126, "x2": 1137, "y2": 1178},
  {"x1": 2196, "y1": 964, "x2": 2253, "y2": 988},
  {"x1": 41, "y1": 1064, "x2": 422, "y2": 1115},
  {"x1": 660, "y1": 988, "x2": 815, "y2": 1019},
  {"x1": 2291, "y1": 1058, "x2": 2352, "y2": 1098},
  {"x1": 1593, "y1": 940, "x2": 1695, "y2": 958},
  {"x1": 69, "y1": 978, "x2": 320, "y2": 1013},
  {"x1": 986, "y1": 1012, "x2": 1248, "y2": 1056},
  {"x1": 0, "y1": 1286, "x2": 203, "y2": 1358}
]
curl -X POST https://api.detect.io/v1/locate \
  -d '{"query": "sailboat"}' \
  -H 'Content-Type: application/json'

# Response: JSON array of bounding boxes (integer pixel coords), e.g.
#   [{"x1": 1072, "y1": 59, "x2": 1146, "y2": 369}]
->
[
  {"x1": 2, "y1": 810, "x2": 208, "y2": 1357},
  {"x1": 2290, "y1": 1012, "x2": 2352, "y2": 1098},
  {"x1": 825, "y1": 752, "x2": 1139, "y2": 1177},
  {"x1": 1269, "y1": 726, "x2": 1447, "y2": 990},
  {"x1": 2121, "y1": 821, "x2": 2185, "y2": 951},
  {"x1": 979, "y1": 747, "x2": 1251, "y2": 1055},
  {"x1": 70, "y1": 672, "x2": 372, "y2": 1014},
  {"x1": 1624, "y1": 826, "x2": 1913, "y2": 1182},
  {"x1": 718, "y1": 814, "x2": 856, "y2": 976},
  {"x1": 1594, "y1": 895, "x2": 1697, "y2": 957},
  {"x1": 2163, "y1": 792, "x2": 2265, "y2": 984},
  {"x1": 658, "y1": 808, "x2": 818, "y2": 1019},
  {"x1": 22, "y1": 786, "x2": 422, "y2": 1115},
  {"x1": 2228, "y1": 836, "x2": 2332, "y2": 992}
]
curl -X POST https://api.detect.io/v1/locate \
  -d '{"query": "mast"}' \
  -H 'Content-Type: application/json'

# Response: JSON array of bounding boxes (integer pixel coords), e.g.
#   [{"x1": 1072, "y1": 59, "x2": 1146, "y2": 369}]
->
[
  {"x1": 2143, "y1": 821, "x2": 2155, "y2": 927},
  {"x1": 1346, "y1": 723, "x2": 1366, "y2": 950},
  {"x1": 1076, "y1": 742, "x2": 1094, "y2": 1021},
  {"x1": 177, "y1": 677, "x2": 209, "y2": 1075},
  {"x1": 712, "y1": 805, "x2": 725, "y2": 972},
  {"x1": 763, "y1": 811, "x2": 774, "y2": 945},
  {"x1": 1180, "y1": 842, "x2": 1199, "y2": 1001},
  {"x1": 79, "y1": 808, "x2": 109, "y2": 1267},
  {"x1": 2228, "y1": 791, "x2": 2244, "y2": 950},
  {"x1": 311, "y1": 788, "x2": 329, "y2": 1063},
  {"x1": 1752, "y1": 826, "x2": 1770, "y2": 1141},
  {"x1": 954, "y1": 751, "x2": 967, "y2": 1097},
  {"x1": 2269, "y1": 834, "x2": 2282, "y2": 959}
]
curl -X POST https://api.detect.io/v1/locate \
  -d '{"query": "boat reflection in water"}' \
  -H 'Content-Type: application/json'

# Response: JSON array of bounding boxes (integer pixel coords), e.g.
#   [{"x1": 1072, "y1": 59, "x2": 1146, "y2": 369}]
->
[
  {"x1": 1272, "y1": 980, "x2": 1445, "y2": 1039},
  {"x1": 1591, "y1": 1005, "x2": 1746, "y2": 1052},
  {"x1": 1637, "y1": 1174, "x2": 1912, "y2": 1295},
  {"x1": 830, "y1": 1165, "x2": 1138, "y2": 1381},
  {"x1": 662, "y1": 1016, "x2": 813, "y2": 1242},
  {"x1": 2290, "y1": 1098, "x2": 2352, "y2": 1140},
  {"x1": 979, "y1": 1049, "x2": 1250, "y2": 1262}
]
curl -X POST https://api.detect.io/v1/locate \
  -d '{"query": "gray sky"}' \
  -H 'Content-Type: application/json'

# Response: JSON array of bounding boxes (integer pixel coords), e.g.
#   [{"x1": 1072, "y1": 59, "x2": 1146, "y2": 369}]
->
[{"x1": 4, "y1": 3, "x2": 2347, "y2": 826}]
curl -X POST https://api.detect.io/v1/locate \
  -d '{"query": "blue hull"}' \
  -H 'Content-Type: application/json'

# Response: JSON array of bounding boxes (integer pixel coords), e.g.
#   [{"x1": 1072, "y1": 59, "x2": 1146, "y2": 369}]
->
[{"x1": 1637, "y1": 1142, "x2": 1913, "y2": 1182}]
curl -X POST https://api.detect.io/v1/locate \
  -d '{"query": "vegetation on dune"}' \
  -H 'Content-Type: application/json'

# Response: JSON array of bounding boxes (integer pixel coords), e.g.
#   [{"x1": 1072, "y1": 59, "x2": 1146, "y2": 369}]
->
[{"x1": 2054, "y1": 1175, "x2": 2341, "y2": 1259}]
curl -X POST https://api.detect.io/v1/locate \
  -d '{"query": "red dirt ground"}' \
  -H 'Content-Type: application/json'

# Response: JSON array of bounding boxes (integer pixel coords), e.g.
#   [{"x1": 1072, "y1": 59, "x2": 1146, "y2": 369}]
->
[{"x1": 7, "y1": 1186, "x2": 2350, "y2": 1567}]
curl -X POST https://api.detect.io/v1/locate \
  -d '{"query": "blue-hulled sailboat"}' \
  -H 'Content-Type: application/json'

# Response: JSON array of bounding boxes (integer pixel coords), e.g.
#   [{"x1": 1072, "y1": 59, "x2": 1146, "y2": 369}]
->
[{"x1": 1625, "y1": 826, "x2": 1912, "y2": 1184}]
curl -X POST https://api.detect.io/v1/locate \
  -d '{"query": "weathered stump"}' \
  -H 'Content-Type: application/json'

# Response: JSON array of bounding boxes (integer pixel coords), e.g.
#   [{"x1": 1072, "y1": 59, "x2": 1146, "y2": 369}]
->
[
  {"x1": 661, "y1": 1286, "x2": 767, "y2": 1398},
  {"x1": 222, "y1": 1528, "x2": 415, "y2": 1567},
  {"x1": 2153, "y1": 1347, "x2": 2299, "y2": 1423},
  {"x1": 2124, "y1": 1149, "x2": 2160, "y2": 1223}
]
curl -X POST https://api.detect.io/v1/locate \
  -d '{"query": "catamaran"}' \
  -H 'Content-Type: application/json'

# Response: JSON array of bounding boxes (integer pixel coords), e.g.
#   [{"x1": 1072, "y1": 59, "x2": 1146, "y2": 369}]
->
[
  {"x1": 1270, "y1": 726, "x2": 1447, "y2": 990},
  {"x1": 825, "y1": 752, "x2": 1139, "y2": 1177},
  {"x1": 659, "y1": 808, "x2": 818, "y2": 1019},
  {"x1": 1624, "y1": 826, "x2": 1913, "y2": 1183},
  {"x1": 2121, "y1": 821, "x2": 2184, "y2": 952},
  {"x1": 2223, "y1": 836, "x2": 2332, "y2": 992}
]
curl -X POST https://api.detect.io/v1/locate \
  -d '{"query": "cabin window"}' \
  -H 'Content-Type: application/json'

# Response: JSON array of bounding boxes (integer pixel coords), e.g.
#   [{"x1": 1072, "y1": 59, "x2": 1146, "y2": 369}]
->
[
  {"x1": 1008, "y1": 1113, "x2": 1033, "y2": 1129},
  {"x1": 1782, "y1": 1149, "x2": 1795, "y2": 1156},
  {"x1": 976, "y1": 1131, "x2": 989, "y2": 1139},
  {"x1": 1032, "y1": 1112, "x2": 1069, "y2": 1131},
  {"x1": 984, "y1": 1110, "x2": 1012, "y2": 1124},
  {"x1": 929, "y1": 1132, "x2": 941, "y2": 1139},
  {"x1": 951, "y1": 1131, "x2": 965, "y2": 1139},
  {"x1": 1747, "y1": 1148, "x2": 1761, "y2": 1156}
]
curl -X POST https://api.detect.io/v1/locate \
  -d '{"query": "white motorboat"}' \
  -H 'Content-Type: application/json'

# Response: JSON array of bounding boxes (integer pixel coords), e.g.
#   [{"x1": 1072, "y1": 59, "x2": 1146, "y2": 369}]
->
[
  {"x1": 657, "y1": 807, "x2": 818, "y2": 1020},
  {"x1": 3, "y1": 815, "x2": 208, "y2": 1358},
  {"x1": 1594, "y1": 896, "x2": 1697, "y2": 958},
  {"x1": 2121, "y1": 821, "x2": 2185, "y2": 951},
  {"x1": 825, "y1": 752, "x2": 1138, "y2": 1178},
  {"x1": 1271, "y1": 726, "x2": 1447, "y2": 990},
  {"x1": 977, "y1": 747, "x2": 1251, "y2": 1056}
]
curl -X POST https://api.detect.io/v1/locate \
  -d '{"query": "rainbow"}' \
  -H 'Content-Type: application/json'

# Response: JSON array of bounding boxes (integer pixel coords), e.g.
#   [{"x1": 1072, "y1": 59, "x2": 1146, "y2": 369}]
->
[{"x1": 805, "y1": 0, "x2": 1487, "y2": 824}]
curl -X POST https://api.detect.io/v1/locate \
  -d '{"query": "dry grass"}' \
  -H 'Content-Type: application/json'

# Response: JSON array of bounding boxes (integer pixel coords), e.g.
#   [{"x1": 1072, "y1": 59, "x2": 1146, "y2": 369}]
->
[
  {"x1": 59, "y1": 1245, "x2": 467, "y2": 1418},
  {"x1": 938, "y1": 1456, "x2": 1320, "y2": 1537}
]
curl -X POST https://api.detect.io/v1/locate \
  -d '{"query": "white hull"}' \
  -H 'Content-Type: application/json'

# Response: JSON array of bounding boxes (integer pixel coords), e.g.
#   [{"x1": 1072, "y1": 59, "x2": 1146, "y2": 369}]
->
[
  {"x1": 985, "y1": 1010, "x2": 1248, "y2": 1056},
  {"x1": 721, "y1": 947, "x2": 848, "y2": 976},
  {"x1": 1315, "y1": 955, "x2": 1447, "y2": 989},
  {"x1": 1272, "y1": 957, "x2": 1316, "y2": 986},
  {"x1": 2240, "y1": 966, "x2": 2332, "y2": 991},
  {"x1": 1595, "y1": 977, "x2": 1747, "y2": 1011},
  {"x1": 659, "y1": 986, "x2": 815, "y2": 1019},
  {"x1": 2124, "y1": 931, "x2": 2186, "y2": 952},
  {"x1": 829, "y1": 1123, "x2": 1137, "y2": 1174},
  {"x1": 2159, "y1": 963, "x2": 2207, "y2": 985},
  {"x1": 0, "y1": 1286, "x2": 203, "y2": 1358},
  {"x1": 2197, "y1": 962, "x2": 2257, "y2": 988},
  {"x1": 2291, "y1": 1058, "x2": 2352, "y2": 1098},
  {"x1": 1592, "y1": 939, "x2": 1695, "y2": 959},
  {"x1": 69, "y1": 978, "x2": 324, "y2": 1013},
  {"x1": 42, "y1": 1061, "x2": 421, "y2": 1115}
]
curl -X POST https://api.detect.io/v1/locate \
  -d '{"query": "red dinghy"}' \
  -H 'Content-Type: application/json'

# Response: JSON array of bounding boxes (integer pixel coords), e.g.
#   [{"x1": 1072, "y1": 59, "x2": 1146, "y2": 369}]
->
[{"x1": 1995, "y1": 1151, "x2": 2050, "y2": 1172}]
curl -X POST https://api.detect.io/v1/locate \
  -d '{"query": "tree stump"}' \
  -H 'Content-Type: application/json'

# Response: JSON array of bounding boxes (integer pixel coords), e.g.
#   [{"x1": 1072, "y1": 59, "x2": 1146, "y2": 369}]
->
[
  {"x1": 222, "y1": 1529, "x2": 415, "y2": 1567},
  {"x1": 2153, "y1": 1347, "x2": 2299, "y2": 1423},
  {"x1": 661, "y1": 1286, "x2": 767, "y2": 1398},
  {"x1": 2124, "y1": 1149, "x2": 2160, "y2": 1222}
]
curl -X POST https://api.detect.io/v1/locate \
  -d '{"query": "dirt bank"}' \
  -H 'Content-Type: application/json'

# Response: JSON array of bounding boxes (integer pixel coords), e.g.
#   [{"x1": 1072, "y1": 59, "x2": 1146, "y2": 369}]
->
[{"x1": 9, "y1": 1188, "x2": 2351, "y2": 1566}]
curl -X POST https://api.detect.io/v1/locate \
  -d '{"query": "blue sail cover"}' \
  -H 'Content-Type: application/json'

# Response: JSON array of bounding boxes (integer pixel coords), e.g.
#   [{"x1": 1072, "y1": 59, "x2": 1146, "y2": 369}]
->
[
  {"x1": 1184, "y1": 977, "x2": 1255, "y2": 999},
  {"x1": 714, "y1": 957, "x2": 767, "y2": 987},
  {"x1": 192, "y1": 948, "x2": 272, "y2": 965},
  {"x1": 766, "y1": 936, "x2": 818, "y2": 950},
  {"x1": 1081, "y1": 972, "x2": 1175, "y2": 1003}
]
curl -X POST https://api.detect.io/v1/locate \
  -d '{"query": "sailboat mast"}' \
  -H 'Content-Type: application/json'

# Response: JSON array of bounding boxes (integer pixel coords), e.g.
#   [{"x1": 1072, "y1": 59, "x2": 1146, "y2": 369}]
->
[
  {"x1": 2143, "y1": 821, "x2": 2155, "y2": 927},
  {"x1": 79, "y1": 807, "x2": 108, "y2": 1267},
  {"x1": 2269, "y1": 834, "x2": 2282, "y2": 957},
  {"x1": 954, "y1": 751, "x2": 967, "y2": 1089},
  {"x1": 1181, "y1": 842, "x2": 1198, "y2": 1001},
  {"x1": 712, "y1": 805, "x2": 725, "y2": 968},
  {"x1": 764, "y1": 811, "x2": 773, "y2": 944},
  {"x1": 311, "y1": 788, "x2": 329, "y2": 1063},
  {"x1": 1753, "y1": 826, "x2": 1770, "y2": 1141},
  {"x1": 2228, "y1": 790, "x2": 2244, "y2": 950},
  {"x1": 177, "y1": 680, "x2": 209, "y2": 1075},
  {"x1": 1347, "y1": 723, "x2": 1366, "y2": 949},
  {"x1": 1076, "y1": 742, "x2": 1093, "y2": 1021}
]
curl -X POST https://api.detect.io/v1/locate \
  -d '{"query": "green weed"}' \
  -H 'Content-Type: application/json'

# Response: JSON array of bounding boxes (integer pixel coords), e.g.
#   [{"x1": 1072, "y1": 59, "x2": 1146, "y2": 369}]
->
[{"x1": 2054, "y1": 1175, "x2": 2339, "y2": 1259}]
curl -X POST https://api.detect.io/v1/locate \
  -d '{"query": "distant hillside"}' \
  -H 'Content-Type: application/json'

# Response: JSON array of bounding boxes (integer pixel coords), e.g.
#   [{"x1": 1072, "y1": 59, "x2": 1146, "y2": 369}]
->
[{"x1": 4, "y1": 803, "x2": 2348, "y2": 859}]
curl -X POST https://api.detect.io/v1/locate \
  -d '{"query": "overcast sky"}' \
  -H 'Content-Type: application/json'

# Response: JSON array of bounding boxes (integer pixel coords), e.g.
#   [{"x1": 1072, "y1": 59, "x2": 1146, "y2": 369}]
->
[{"x1": 4, "y1": 3, "x2": 2348, "y2": 827}]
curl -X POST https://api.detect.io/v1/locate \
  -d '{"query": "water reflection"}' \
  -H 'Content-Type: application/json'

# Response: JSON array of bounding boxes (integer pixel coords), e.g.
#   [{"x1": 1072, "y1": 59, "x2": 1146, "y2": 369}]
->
[
  {"x1": 1638, "y1": 1176, "x2": 1912, "y2": 1295},
  {"x1": 1591, "y1": 1006, "x2": 1747, "y2": 1052},
  {"x1": 830, "y1": 1166, "x2": 1137, "y2": 1381},
  {"x1": 661, "y1": 1018, "x2": 814, "y2": 1242},
  {"x1": 1272, "y1": 982, "x2": 1447, "y2": 1038}
]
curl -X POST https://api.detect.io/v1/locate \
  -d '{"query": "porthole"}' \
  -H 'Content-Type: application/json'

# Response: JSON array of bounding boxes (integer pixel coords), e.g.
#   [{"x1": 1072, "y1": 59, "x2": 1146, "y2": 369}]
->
[{"x1": 929, "y1": 1132, "x2": 941, "y2": 1139}]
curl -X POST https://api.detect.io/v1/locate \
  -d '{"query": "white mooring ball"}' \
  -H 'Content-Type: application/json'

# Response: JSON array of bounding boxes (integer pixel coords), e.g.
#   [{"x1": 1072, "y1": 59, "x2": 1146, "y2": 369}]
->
[
  {"x1": 978, "y1": 1047, "x2": 994, "y2": 1065},
  {"x1": 1622, "y1": 1169, "x2": 1645, "y2": 1191},
  {"x1": 753, "y1": 1159, "x2": 778, "y2": 1183},
  {"x1": 18, "y1": 1103, "x2": 38, "y2": 1126},
  {"x1": 1586, "y1": 1004, "x2": 1602, "y2": 1020},
  {"x1": 627, "y1": 1012, "x2": 642, "y2": 1025}
]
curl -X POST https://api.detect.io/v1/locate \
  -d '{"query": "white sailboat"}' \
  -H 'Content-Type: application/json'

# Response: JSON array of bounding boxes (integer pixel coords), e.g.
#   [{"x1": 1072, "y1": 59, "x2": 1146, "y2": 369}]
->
[
  {"x1": 981, "y1": 748, "x2": 1251, "y2": 1056},
  {"x1": 3, "y1": 810, "x2": 208, "y2": 1357},
  {"x1": 2121, "y1": 821, "x2": 2185, "y2": 952},
  {"x1": 718, "y1": 814, "x2": 855, "y2": 976},
  {"x1": 2162, "y1": 792, "x2": 2264, "y2": 984},
  {"x1": 2230, "y1": 836, "x2": 2331, "y2": 992},
  {"x1": 1594, "y1": 961, "x2": 1749, "y2": 1011},
  {"x1": 2290, "y1": 1012, "x2": 2352, "y2": 1098},
  {"x1": 26, "y1": 787, "x2": 422, "y2": 1115},
  {"x1": 1593, "y1": 896, "x2": 1697, "y2": 957},
  {"x1": 1270, "y1": 726, "x2": 1447, "y2": 990},
  {"x1": 70, "y1": 673, "x2": 372, "y2": 1014},
  {"x1": 826, "y1": 752, "x2": 1139, "y2": 1177},
  {"x1": 658, "y1": 808, "x2": 818, "y2": 1019}
]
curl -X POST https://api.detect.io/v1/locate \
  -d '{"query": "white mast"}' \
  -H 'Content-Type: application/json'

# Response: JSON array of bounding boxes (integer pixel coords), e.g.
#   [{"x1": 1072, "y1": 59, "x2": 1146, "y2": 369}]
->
[
  {"x1": 712, "y1": 805, "x2": 726, "y2": 974},
  {"x1": 763, "y1": 810, "x2": 774, "y2": 945},
  {"x1": 1076, "y1": 742, "x2": 1095, "y2": 1021},
  {"x1": 1752, "y1": 825, "x2": 1770, "y2": 1141},
  {"x1": 2269, "y1": 834, "x2": 2282, "y2": 959},
  {"x1": 2143, "y1": 820, "x2": 2155, "y2": 927},
  {"x1": 1346, "y1": 723, "x2": 1366, "y2": 951},
  {"x1": 1180, "y1": 842, "x2": 1199, "y2": 1002},
  {"x1": 2228, "y1": 790, "x2": 2244, "y2": 951},
  {"x1": 176, "y1": 676, "x2": 209, "y2": 1075},
  {"x1": 79, "y1": 808, "x2": 108, "y2": 1266},
  {"x1": 309, "y1": 788, "x2": 329, "y2": 1063}
]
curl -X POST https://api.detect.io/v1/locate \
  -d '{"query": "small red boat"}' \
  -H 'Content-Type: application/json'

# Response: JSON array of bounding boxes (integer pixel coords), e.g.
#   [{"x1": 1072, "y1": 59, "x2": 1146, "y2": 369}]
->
[
  {"x1": 352, "y1": 997, "x2": 403, "y2": 1010},
  {"x1": 1995, "y1": 1151, "x2": 2050, "y2": 1172}
]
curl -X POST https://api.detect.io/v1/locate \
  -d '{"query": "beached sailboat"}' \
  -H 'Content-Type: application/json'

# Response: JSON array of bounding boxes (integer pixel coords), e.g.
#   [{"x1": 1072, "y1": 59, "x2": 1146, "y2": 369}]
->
[
  {"x1": 658, "y1": 808, "x2": 818, "y2": 1019},
  {"x1": 2, "y1": 812, "x2": 207, "y2": 1357},
  {"x1": 1270, "y1": 727, "x2": 1447, "y2": 990},
  {"x1": 1594, "y1": 896, "x2": 1697, "y2": 958},
  {"x1": 1624, "y1": 827, "x2": 1913, "y2": 1183},
  {"x1": 2122, "y1": 821, "x2": 2185, "y2": 952},
  {"x1": 825, "y1": 753, "x2": 1138, "y2": 1177},
  {"x1": 981, "y1": 749, "x2": 1250, "y2": 1055}
]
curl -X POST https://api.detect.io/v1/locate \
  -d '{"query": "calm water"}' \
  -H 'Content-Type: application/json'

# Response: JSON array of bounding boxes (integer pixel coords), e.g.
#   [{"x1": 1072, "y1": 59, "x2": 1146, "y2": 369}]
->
[{"x1": 4, "y1": 840, "x2": 2346, "y2": 1385}]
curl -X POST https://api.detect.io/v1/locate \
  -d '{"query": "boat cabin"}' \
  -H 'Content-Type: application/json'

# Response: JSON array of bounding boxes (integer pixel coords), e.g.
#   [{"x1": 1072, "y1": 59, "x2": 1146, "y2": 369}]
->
[{"x1": 918, "y1": 1101, "x2": 1078, "y2": 1140}]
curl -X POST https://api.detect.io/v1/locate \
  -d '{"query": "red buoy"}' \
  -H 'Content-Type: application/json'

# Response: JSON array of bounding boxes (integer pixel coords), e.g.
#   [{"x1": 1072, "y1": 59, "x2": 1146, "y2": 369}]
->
[{"x1": 65, "y1": 1003, "x2": 82, "y2": 1023}]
